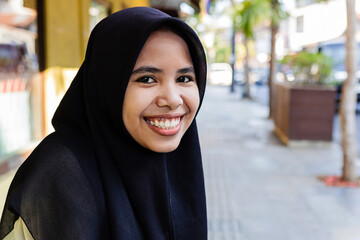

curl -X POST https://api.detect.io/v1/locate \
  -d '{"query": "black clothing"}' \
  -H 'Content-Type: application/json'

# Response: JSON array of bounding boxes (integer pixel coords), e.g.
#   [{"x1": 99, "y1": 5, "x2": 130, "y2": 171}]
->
[{"x1": 0, "y1": 7, "x2": 207, "y2": 240}]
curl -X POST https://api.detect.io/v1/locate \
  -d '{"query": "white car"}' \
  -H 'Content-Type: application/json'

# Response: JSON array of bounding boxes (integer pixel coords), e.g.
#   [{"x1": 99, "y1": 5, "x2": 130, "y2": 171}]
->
[{"x1": 208, "y1": 63, "x2": 233, "y2": 86}]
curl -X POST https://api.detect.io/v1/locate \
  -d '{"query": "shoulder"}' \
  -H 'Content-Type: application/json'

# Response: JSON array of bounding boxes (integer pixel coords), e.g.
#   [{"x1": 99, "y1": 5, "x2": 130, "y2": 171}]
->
[
  {"x1": 9, "y1": 131, "x2": 101, "y2": 212},
  {"x1": 2, "y1": 133, "x2": 108, "y2": 239},
  {"x1": 11, "y1": 133, "x2": 90, "y2": 193}
]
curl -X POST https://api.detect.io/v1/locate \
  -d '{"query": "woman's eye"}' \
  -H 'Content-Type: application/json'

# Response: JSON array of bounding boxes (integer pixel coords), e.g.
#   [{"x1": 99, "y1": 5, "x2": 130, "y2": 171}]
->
[
  {"x1": 136, "y1": 76, "x2": 156, "y2": 83},
  {"x1": 177, "y1": 76, "x2": 193, "y2": 83}
]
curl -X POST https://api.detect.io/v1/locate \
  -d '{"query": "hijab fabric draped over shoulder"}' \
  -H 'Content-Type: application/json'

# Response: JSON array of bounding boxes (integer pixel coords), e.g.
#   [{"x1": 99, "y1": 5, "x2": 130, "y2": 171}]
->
[{"x1": 0, "y1": 7, "x2": 207, "y2": 240}]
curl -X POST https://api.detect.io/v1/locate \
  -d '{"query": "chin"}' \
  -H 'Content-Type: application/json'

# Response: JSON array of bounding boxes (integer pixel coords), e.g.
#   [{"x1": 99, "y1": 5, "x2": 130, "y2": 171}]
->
[{"x1": 147, "y1": 141, "x2": 180, "y2": 153}]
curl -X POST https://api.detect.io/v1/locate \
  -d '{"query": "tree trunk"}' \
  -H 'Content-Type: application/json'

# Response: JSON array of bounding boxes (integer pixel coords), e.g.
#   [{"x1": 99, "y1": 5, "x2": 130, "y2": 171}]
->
[
  {"x1": 268, "y1": 0, "x2": 279, "y2": 119},
  {"x1": 341, "y1": 0, "x2": 358, "y2": 182},
  {"x1": 230, "y1": 0, "x2": 236, "y2": 93},
  {"x1": 230, "y1": 25, "x2": 236, "y2": 93},
  {"x1": 243, "y1": 37, "x2": 251, "y2": 99}
]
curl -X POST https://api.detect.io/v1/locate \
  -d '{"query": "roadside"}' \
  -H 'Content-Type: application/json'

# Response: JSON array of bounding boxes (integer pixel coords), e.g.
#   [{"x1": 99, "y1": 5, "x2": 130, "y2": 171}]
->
[{"x1": 197, "y1": 85, "x2": 360, "y2": 240}]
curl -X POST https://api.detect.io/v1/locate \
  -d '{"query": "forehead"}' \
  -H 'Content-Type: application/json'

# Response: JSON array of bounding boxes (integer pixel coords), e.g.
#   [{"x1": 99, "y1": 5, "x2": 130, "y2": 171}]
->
[{"x1": 135, "y1": 30, "x2": 193, "y2": 66}]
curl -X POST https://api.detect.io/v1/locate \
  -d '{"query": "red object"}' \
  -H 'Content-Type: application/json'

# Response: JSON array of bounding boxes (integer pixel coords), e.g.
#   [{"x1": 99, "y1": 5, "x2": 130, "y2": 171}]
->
[{"x1": 321, "y1": 175, "x2": 359, "y2": 188}]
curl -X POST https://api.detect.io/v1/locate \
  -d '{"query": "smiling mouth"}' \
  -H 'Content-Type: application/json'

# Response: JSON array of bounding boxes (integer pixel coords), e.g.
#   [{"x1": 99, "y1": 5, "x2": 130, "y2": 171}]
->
[{"x1": 144, "y1": 117, "x2": 182, "y2": 130}]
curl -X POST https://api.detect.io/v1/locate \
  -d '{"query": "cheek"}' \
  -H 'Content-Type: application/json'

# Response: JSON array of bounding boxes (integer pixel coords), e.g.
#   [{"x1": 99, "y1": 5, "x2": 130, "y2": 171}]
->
[
  {"x1": 123, "y1": 89, "x2": 143, "y2": 131},
  {"x1": 123, "y1": 88, "x2": 152, "y2": 115},
  {"x1": 184, "y1": 87, "x2": 200, "y2": 115},
  {"x1": 122, "y1": 101, "x2": 134, "y2": 134}
]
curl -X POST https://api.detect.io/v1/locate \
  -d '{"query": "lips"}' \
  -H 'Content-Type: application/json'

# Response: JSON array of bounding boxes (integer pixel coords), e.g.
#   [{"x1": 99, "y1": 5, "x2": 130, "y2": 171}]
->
[{"x1": 144, "y1": 116, "x2": 183, "y2": 136}]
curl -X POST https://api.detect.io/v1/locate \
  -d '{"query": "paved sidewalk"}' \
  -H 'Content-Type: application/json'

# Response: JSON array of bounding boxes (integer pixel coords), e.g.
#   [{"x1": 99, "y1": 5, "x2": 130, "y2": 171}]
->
[
  {"x1": 1, "y1": 86, "x2": 360, "y2": 240},
  {"x1": 197, "y1": 86, "x2": 360, "y2": 240}
]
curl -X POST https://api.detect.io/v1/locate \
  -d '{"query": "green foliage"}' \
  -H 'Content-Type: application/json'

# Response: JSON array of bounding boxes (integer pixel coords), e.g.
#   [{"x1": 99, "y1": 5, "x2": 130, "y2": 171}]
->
[
  {"x1": 233, "y1": 0, "x2": 271, "y2": 39},
  {"x1": 215, "y1": 45, "x2": 231, "y2": 63},
  {"x1": 269, "y1": 0, "x2": 289, "y2": 27},
  {"x1": 214, "y1": 32, "x2": 231, "y2": 63},
  {"x1": 281, "y1": 51, "x2": 334, "y2": 84},
  {"x1": 231, "y1": 0, "x2": 288, "y2": 38}
]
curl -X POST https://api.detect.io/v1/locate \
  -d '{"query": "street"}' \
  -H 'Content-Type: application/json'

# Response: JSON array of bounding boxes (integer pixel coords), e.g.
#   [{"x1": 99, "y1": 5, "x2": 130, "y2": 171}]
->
[{"x1": 197, "y1": 85, "x2": 360, "y2": 240}]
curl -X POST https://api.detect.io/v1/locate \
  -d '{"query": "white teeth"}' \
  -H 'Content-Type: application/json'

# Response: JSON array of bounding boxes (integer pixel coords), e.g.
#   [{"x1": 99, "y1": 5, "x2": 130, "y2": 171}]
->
[
  {"x1": 146, "y1": 117, "x2": 181, "y2": 129},
  {"x1": 165, "y1": 120, "x2": 171, "y2": 128},
  {"x1": 170, "y1": 119, "x2": 176, "y2": 127}
]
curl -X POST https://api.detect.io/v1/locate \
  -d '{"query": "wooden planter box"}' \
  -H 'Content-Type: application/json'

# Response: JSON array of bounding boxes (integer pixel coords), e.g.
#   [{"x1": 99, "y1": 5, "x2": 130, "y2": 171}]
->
[{"x1": 273, "y1": 83, "x2": 336, "y2": 146}]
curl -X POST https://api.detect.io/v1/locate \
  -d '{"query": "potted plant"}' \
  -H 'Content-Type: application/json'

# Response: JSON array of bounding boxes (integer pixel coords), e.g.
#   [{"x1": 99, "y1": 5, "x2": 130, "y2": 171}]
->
[{"x1": 273, "y1": 51, "x2": 336, "y2": 146}]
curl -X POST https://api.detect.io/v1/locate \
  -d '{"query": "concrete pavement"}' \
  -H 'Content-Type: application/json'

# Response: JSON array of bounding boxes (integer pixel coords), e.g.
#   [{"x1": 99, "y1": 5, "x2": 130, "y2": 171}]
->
[
  {"x1": 197, "y1": 86, "x2": 360, "y2": 240},
  {"x1": 1, "y1": 85, "x2": 360, "y2": 239}
]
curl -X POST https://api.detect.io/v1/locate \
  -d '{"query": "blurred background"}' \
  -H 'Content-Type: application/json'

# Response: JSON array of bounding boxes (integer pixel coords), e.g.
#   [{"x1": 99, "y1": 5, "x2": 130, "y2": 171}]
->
[
  {"x1": 2, "y1": 0, "x2": 359, "y2": 173},
  {"x1": 0, "y1": 0, "x2": 203, "y2": 172},
  {"x1": 1, "y1": 0, "x2": 360, "y2": 239}
]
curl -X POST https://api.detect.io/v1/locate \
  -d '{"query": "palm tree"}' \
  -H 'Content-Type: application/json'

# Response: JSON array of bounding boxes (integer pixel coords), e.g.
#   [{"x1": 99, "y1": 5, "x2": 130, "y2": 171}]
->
[
  {"x1": 233, "y1": 0, "x2": 270, "y2": 99},
  {"x1": 341, "y1": 0, "x2": 358, "y2": 182}
]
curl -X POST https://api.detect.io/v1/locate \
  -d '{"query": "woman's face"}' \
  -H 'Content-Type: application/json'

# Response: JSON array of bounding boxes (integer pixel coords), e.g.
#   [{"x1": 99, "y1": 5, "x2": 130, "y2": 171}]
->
[{"x1": 122, "y1": 30, "x2": 200, "y2": 153}]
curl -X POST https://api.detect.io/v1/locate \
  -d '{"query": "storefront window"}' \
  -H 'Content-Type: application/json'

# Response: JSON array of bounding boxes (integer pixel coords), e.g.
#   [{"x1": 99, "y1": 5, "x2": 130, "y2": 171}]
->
[{"x1": 0, "y1": 0, "x2": 38, "y2": 159}]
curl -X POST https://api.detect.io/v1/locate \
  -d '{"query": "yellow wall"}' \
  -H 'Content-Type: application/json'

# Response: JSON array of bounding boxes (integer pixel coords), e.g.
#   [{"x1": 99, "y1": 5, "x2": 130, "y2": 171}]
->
[
  {"x1": 44, "y1": 0, "x2": 150, "y2": 68},
  {"x1": 23, "y1": 0, "x2": 36, "y2": 9},
  {"x1": 108, "y1": 0, "x2": 149, "y2": 13},
  {"x1": 45, "y1": 0, "x2": 90, "y2": 68},
  {"x1": 43, "y1": 68, "x2": 78, "y2": 134},
  {"x1": 42, "y1": 0, "x2": 150, "y2": 134}
]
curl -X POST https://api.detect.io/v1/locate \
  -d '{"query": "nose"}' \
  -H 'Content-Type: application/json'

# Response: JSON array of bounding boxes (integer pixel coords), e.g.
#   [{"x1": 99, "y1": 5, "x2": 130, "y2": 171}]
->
[{"x1": 156, "y1": 82, "x2": 183, "y2": 110}]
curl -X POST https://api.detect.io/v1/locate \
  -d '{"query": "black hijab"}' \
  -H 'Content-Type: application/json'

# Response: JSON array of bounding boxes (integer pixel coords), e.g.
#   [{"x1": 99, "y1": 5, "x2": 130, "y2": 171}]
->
[{"x1": 0, "y1": 7, "x2": 207, "y2": 240}]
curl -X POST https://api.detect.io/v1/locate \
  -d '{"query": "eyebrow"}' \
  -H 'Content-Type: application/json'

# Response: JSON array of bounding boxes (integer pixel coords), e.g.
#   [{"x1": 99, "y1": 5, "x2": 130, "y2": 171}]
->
[
  {"x1": 132, "y1": 66, "x2": 162, "y2": 75},
  {"x1": 131, "y1": 66, "x2": 195, "y2": 75},
  {"x1": 177, "y1": 67, "x2": 195, "y2": 74}
]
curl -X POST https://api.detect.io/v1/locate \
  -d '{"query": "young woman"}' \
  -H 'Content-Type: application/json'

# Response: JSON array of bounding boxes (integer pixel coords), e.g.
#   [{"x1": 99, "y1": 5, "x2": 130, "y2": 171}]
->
[{"x1": 0, "y1": 7, "x2": 207, "y2": 240}]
